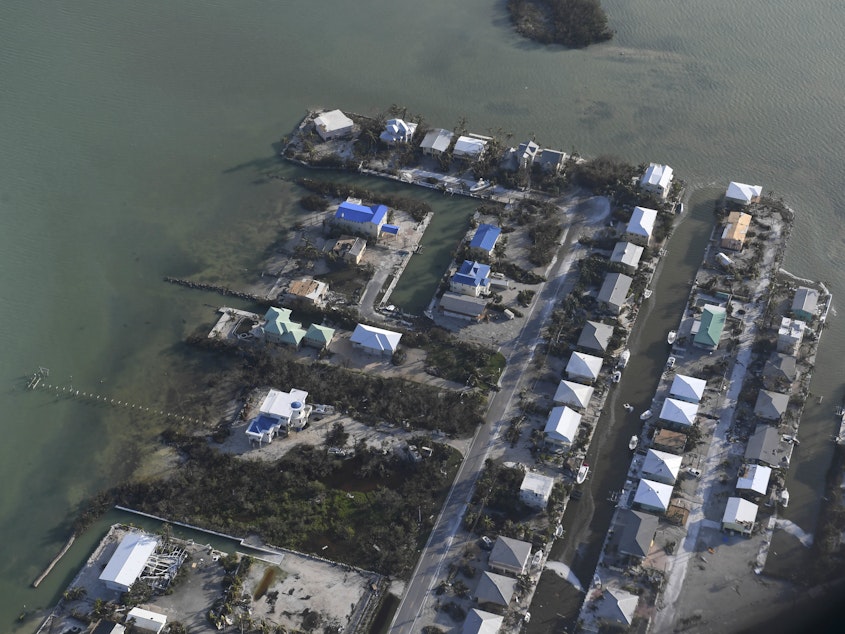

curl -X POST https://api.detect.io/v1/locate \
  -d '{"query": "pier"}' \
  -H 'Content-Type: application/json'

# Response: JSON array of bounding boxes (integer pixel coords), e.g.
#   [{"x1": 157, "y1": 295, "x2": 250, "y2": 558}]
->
[{"x1": 163, "y1": 276, "x2": 270, "y2": 303}]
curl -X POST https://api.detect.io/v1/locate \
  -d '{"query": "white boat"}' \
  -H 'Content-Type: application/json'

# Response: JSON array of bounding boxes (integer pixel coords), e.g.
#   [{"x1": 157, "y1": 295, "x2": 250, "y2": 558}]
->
[
  {"x1": 780, "y1": 489, "x2": 790, "y2": 508},
  {"x1": 643, "y1": 289, "x2": 653, "y2": 299},
  {"x1": 667, "y1": 330, "x2": 677, "y2": 345},
  {"x1": 666, "y1": 356, "x2": 676, "y2": 369},
  {"x1": 611, "y1": 370, "x2": 622, "y2": 383},
  {"x1": 618, "y1": 349, "x2": 630, "y2": 368},
  {"x1": 628, "y1": 435, "x2": 639, "y2": 451},
  {"x1": 640, "y1": 409, "x2": 653, "y2": 421},
  {"x1": 469, "y1": 179, "x2": 491, "y2": 193},
  {"x1": 523, "y1": 613, "x2": 531, "y2": 624},
  {"x1": 676, "y1": 202, "x2": 684, "y2": 214},
  {"x1": 576, "y1": 463, "x2": 590, "y2": 484},
  {"x1": 623, "y1": 403, "x2": 634, "y2": 412}
]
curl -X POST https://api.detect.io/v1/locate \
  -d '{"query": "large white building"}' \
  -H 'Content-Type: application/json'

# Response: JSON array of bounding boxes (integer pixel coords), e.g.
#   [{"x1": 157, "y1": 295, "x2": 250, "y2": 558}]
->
[
  {"x1": 126, "y1": 607, "x2": 167, "y2": 634},
  {"x1": 725, "y1": 181, "x2": 762, "y2": 206},
  {"x1": 722, "y1": 497, "x2": 758, "y2": 535},
  {"x1": 625, "y1": 206, "x2": 658, "y2": 246},
  {"x1": 544, "y1": 406, "x2": 582, "y2": 447},
  {"x1": 350, "y1": 323, "x2": 402, "y2": 357},
  {"x1": 313, "y1": 109, "x2": 354, "y2": 141},
  {"x1": 520, "y1": 471, "x2": 556, "y2": 509},
  {"x1": 640, "y1": 163, "x2": 674, "y2": 199},
  {"x1": 246, "y1": 388, "x2": 312, "y2": 443},
  {"x1": 99, "y1": 532, "x2": 159, "y2": 593}
]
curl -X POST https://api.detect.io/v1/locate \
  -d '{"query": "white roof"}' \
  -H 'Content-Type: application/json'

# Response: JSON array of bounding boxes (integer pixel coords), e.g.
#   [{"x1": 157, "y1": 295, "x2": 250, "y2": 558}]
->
[
  {"x1": 553, "y1": 380, "x2": 595, "y2": 409},
  {"x1": 350, "y1": 323, "x2": 402, "y2": 352},
  {"x1": 566, "y1": 351, "x2": 603, "y2": 381},
  {"x1": 641, "y1": 449, "x2": 683, "y2": 483},
  {"x1": 99, "y1": 532, "x2": 158, "y2": 590},
  {"x1": 723, "y1": 496, "x2": 759, "y2": 527},
  {"x1": 596, "y1": 587, "x2": 639, "y2": 626},
  {"x1": 634, "y1": 479, "x2": 673, "y2": 512},
  {"x1": 420, "y1": 128, "x2": 454, "y2": 153},
  {"x1": 521, "y1": 471, "x2": 556, "y2": 499},
  {"x1": 669, "y1": 374, "x2": 707, "y2": 402},
  {"x1": 610, "y1": 241, "x2": 644, "y2": 269},
  {"x1": 544, "y1": 406, "x2": 582, "y2": 444},
  {"x1": 725, "y1": 181, "x2": 762, "y2": 204},
  {"x1": 736, "y1": 463, "x2": 772, "y2": 495},
  {"x1": 313, "y1": 109, "x2": 352, "y2": 133},
  {"x1": 260, "y1": 388, "x2": 309, "y2": 419},
  {"x1": 126, "y1": 607, "x2": 167, "y2": 632},
  {"x1": 641, "y1": 163, "x2": 673, "y2": 190},
  {"x1": 659, "y1": 398, "x2": 699, "y2": 427},
  {"x1": 453, "y1": 135, "x2": 487, "y2": 157},
  {"x1": 626, "y1": 206, "x2": 657, "y2": 238},
  {"x1": 462, "y1": 608, "x2": 504, "y2": 634}
]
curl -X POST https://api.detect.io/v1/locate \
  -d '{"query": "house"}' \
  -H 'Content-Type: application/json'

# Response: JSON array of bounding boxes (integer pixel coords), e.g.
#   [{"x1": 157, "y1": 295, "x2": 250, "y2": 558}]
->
[
  {"x1": 597, "y1": 272, "x2": 633, "y2": 315},
  {"x1": 777, "y1": 317, "x2": 805, "y2": 354},
  {"x1": 462, "y1": 608, "x2": 503, "y2": 634},
  {"x1": 565, "y1": 351, "x2": 603, "y2": 383},
  {"x1": 126, "y1": 607, "x2": 167, "y2": 634},
  {"x1": 720, "y1": 211, "x2": 752, "y2": 251},
  {"x1": 453, "y1": 135, "x2": 488, "y2": 160},
  {"x1": 610, "y1": 241, "x2": 644, "y2": 272},
  {"x1": 641, "y1": 448, "x2": 683, "y2": 485},
  {"x1": 693, "y1": 304, "x2": 727, "y2": 350},
  {"x1": 253, "y1": 388, "x2": 312, "y2": 435},
  {"x1": 535, "y1": 148, "x2": 565, "y2": 174},
  {"x1": 616, "y1": 509, "x2": 659, "y2": 560},
  {"x1": 553, "y1": 380, "x2": 594, "y2": 410},
  {"x1": 762, "y1": 352, "x2": 797, "y2": 390},
  {"x1": 745, "y1": 425, "x2": 783, "y2": 467},
  {"x1": 669, "y1": 374, "x2": 707, "y2": 403},
  {"x1": 332, "y1": 199, "x2": 388, "y2": 237},
  {"x1": 450, "y1": 260, "x2": 491, "y2": 297},
  {"x1": 245, "y1": 414, "x2": 284, "y2": 445},
  {"x1": 303, "y1": 323, "x2": 335, "y2": 350},
  {"x1": 332, "y1": 235, "x2": 367, "y2": 264},
  {"x1": 722, "y1": 497, "x2": 758, "y2": 535},
  {"x1": 516, "y1": 140, "x2": 539, "y2": 169},
  {"x1": 474, "y1": 571, "x2": 516, "y2": 608},
  {"x1": 438, "y1": 292, "x2": 488, "y2": 321},
  {"x1": 792, "y1": 286, "x2": 819, "y2": 322},
  {"x1": 658, "y1": 397, "x2": 698, "y2": 428},
  {"x1": 380, "y1": 118, "x2": 417, "y2": 144},
  {"x1": 652, "y1": 428, "x2": 687, "y2": 454},
  {"x1": 736, "y1": 463, "x2": 772, "y2": 497},
  {"x1": 263, "y1": 307, "x2": 307, "y2": 348},
  {"x1": 754, "y1": 390, "x2": 789, "y2": 421},
  {"x1": 625, "y1": 206, "x2": 658, "y2": 246},
  {"x1": 520, "y1": 471, "x2": 556, "y2": 509},
  {"x1": 594, "y1": 587, "x2": 639, "y2": 627},
  {"x1": 577, "y1": 320, "x2": 614, "y2": 353},
  {"x1": 283, "y1": 277, "x2": 328, "y2": 308},
  {"x1": 420, "y1": 128, "x2": 454, "y2": 156},
  {"x1": 634, "y1": 479, "x2": 674, "y2": 513},
  {"x1": 640, "y1": 163, "x2": 674, "y2": 199},
  {"x1": 488, "y1": 536, "x2": 532, "y2": 576},
  {"x1": 313, "y1": 109, "x2": 354, "y2": 141},
  {"x1": 725, "y1": 181, "x2": 762, "y2": 206},
  {"x1": 469, "y1": 223, "x2": 501, "y2": 255},
  {"x1": 92, "y1": 623, "x2": 126, "y2": 634},
  {"x1": 544, "y1": 406, "x2": 582, "y2": 447},
  {"x1": 350, "y1": 323, "x2": 401, "y2": 357},
  {"x1": 99, "y1": 532, "x2": 159, "y2": 593}
]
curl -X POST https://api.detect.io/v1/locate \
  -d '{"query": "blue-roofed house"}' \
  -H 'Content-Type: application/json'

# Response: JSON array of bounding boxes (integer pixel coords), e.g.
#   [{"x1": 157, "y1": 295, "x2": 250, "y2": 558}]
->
[
  {"x1": 469, "y1": 223, "x2": 501, "y2": 255},
  {"x1": 331, "y1": 198, "x2": 388, "y2": 237},
  {"x1": 450, "y1": 260, "x2": 491, "y2": 297}
]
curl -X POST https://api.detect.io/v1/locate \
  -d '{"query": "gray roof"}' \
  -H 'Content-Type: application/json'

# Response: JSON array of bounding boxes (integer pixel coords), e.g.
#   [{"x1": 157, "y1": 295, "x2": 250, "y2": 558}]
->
[
  {"x1": 595, "y1": 587, "x2": 639, "y2": 626},
  {"x1": 439, "y1": 292, "x2": 487, "y2": 318},
  {"x1": 745, "y1": 425, "x2": 782, "y2": 466},
  {"x1": 462, "y1": 608, "x2": 504, "y2": 634},
  {"x1": 420, "y1": 128, "x2": 454, "y2": 153},
  {"x1": 792, "y1": 286, "x2": 819, "y2": 318},
  {"x1": 597, "y1": 272, "x2": 633, "y2": 311},
  {"x1": 616, "y1": 509, "x2": 659, "y2": 558},
  {"x1": 610, "y1": 241, "x2": 644, "y2": 269},
  {"x1": 536, "y1": 148, "x2": 565, "y2": 171},
  {"x1": 474, "y1": 571, "x2": 516, "y2": 606},
  {"x1": 754, "y1": 390, "x2": 789, "y2": 420},
  {"x1": 577, "y1": 320, "x2": 614, "y2": 352},
  {"x1": 763, "y1": 353, "x2": 797, "y2": 385},
  {"x1": 489, "y1": 536, "x2": 531, "y2": 574}
]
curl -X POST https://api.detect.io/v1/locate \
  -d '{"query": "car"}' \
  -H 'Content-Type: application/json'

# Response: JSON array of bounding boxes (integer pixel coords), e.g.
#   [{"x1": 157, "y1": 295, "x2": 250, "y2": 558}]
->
[
  {"x1": 480, "y1": 536, "x2": 494, "y2": 550},
  {"x1": 686, "y1": 467, "x2": 702, "y2": 478}
]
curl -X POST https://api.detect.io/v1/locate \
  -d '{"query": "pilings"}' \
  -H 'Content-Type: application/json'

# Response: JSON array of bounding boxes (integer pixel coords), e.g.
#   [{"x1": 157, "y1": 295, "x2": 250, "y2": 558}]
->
[{"x1": 163, "y1": 276, "x2": 269, "y2": 303}]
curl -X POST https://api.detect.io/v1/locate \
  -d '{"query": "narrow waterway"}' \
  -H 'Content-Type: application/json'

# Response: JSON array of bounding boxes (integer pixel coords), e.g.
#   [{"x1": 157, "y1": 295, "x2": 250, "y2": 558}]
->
[{"x1": 527, "y1": 189, "x2": 718, "y2": 632}]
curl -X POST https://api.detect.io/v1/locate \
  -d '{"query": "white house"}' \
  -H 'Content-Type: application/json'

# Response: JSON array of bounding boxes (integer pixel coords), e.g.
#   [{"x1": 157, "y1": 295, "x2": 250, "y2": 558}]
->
[
  {"x1": 722, "y1": 497, "x2": 758, "y2": 535},
  {"x1": 126, "y1": 607, "x2": 167, "y2": 634},
  {"x1": 565, "y1": 351, "x2": 603, "y2": 383},
  {"x1": 640, "y1": 163, "x2": 674, "y2": 199},
  {"x1": 736, "y1": 463, "x2": 772, "y2": 496},
  {"x1": 725, "y1": 181, "x2": 762, "y2": 206},
  {"x1": 634, "y1": 478, "x2": 673, "y2": 513},
  {"x1": 420, "y1": 128, "x2": 454, "y2": 156},
  {"x1": 450, "y1": 260, "x2": 491, "y2": 297},
  {"x1": 474, "y1": 571, "x2": 516, "y2": 608},
  {"x1": 610, "y1": 241, "x2": 644, "y2": 272},
  {"x1": 553, "y1": 380, "x2": 594, "y2": 410},
  {"x1": 350, "y1": 323, "x2": 401, "y2": 357},
  {"x1": 99, "y1": 532, "x2": 159, "y2": 593},
  {"x1": 577, "y1": 320, "x2": 614, "y2": 353},
  {"x1": 252, "y1": 388, "x2": 312, "y2": 436},
  {"x1": 659, "y1": 397, "x2": 699, "y2": 428},
  {"x1": 777, "y1": 317, "x2": 805, "y2": 354},
  {"x1": 313, "y1": 109, "x2": 354, "y2": 141},
  {"x1": 462, "y1": 608, "x2": 504, "y2": 634},
  {"x1": 625, "y1": 206, "x2": 658, "y2": 246},
  {"x1": 520, "y1": 471, "x2": 556, "y2": 509},
  {"x1": 641, "y1": 449, "x2": 683, "y2": 485},
  {"x1": 380, "y1": 118, "x2": 417, "y2": 144},
  {"x1": 669, "y1": 374, "x2": 707, "y2": 403},
  {"x1": 453, "y1": 135, "x2": 488, "y2": 160},
  {"x1": 594, "y1": 587, "x2": 639, "y2": 628},
  {"x1": 544, "y1": 406, "x2": 581, "y2": 448}
]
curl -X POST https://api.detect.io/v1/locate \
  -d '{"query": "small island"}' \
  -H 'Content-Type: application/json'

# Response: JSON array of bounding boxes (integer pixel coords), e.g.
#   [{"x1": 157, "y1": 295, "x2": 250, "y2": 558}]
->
[{"x1": 507, "y1": 0, "x2": 614, "y2": 48}]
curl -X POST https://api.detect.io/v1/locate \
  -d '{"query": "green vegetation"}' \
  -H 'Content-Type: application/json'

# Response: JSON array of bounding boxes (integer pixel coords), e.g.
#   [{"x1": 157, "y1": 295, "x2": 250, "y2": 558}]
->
[
  {"x1": 296, "y1": 177, "x2": 431, "y2": 222},
  {"x1": 507, "y1": 0, "x2": 613, "y2": 49},
  {"x1": 422, "y1": 339, "x2": 506, "y2": 388}
]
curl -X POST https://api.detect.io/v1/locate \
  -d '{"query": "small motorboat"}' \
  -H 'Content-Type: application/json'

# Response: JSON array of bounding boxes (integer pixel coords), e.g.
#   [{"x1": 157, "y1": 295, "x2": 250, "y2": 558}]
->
[
  {"x1": 643, "y1": 289, "x2": 653, "y2": 299},
  {"x1": 618, "y1": 349, "x2": 630, "y2": 368},
  {"x1": 780, "y1": 489, "x2": 790, "y2": 508},
  {"x1": 623, "y1": 403, "x2": 634, "y2": 413},
  {"x1": 611, "y1": 370, "x2": 622, "y2": 384},
  {"x1": 629, "y1": 435, "x2": 639, "y2": 451},
  {"x1": 676, "y1": 202, "x2": 684, "y2": 214},
  {"x1": 666, "y1": 356, "x2": 676, "y2": 369},
  {"x1": 576, "y1": 463, "x2": 590, "y2": 484},
  {"x1": 667, "y1": 331, "x2": 677, "y2": 345},
  {"x1": 640, "y1": 409, "x2": 653, "y2": 421},
  {"x1": 469, "y1": 179, "x2": 492, "y2": 193}
]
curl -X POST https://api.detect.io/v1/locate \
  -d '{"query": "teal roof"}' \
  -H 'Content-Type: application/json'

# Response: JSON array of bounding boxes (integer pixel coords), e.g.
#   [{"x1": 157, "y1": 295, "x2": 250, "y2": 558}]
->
[
  {"x1": 694, "y1": 305, "x2": 726, "y2": 348},
  {"x1": 279, "y1": 326, "x2": 306, "y2": 347},
  {"x1": 305, "y1": 323, "x2": 335, "y2": 346}
]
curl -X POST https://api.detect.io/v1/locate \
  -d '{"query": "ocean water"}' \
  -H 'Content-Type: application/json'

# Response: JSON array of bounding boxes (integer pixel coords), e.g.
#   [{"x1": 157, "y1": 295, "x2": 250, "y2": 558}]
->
[{"x1": 1, "y1": 1, "x2": 843, "y2": 630}]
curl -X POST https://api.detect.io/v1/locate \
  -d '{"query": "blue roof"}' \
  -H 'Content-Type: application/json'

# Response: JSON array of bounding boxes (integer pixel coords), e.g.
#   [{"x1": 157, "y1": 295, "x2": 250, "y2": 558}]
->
[
  {"x1": 453, "y1": 260, "x2": 491, "y2": 287},
  {"x1": 381, "y1": 224, "x2": 400, "y2": 234},
  {"x1": 248, "y1": 414, "x2": 279, "y2": 435},
  {"x1": 335, "y1": 201, "x2": 388, "y2": 225},
  {"x1": 469, "y1": 224, "x2": 501, "y2": 252}
]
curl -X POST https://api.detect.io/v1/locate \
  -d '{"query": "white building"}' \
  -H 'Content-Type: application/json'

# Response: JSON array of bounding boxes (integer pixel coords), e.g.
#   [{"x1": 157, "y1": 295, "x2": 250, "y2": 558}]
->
[
  {"x1": 453, "y1": 135, "x2": 488, "y2": 160},
  {"x1": 640, "y1": 163, "x2": 674, "y2": 199},
  {"x1": 669, "y1": 374, "x2": 707, "y2": 403},
  {"x1": 634, "y1": 479, "x2": 673, "y2": 513},
  {"x1": 253, "y1": 388, "x2": 312, "y2": 435},
  {"x1": 313, "y1": 109, "x2": 354, "y2": 141},
  {"x1": 565, "y1": 351, "x2": 603, "y2": 383},
  {"x1": 99, "y1": 532, "x2": 159, "y2": 593},
  {"x1": 544, "y1": 406, "x2": 582, "y2": 447},
  {"x1": 126, "y1": 607, "x2": 167, "y2": 634},
  {"x1": 659, "y1": 397, "x2": 699, "y2": 428},
  {"x1": 610, "y1": 241, "x2": 644, "y2": 272},
  {"x1": 420, "y1": 128, "x2": 454, "y2": 156},
  {"x1": 777, "y1": 317, "x2": 805, "y2": 354},
  {"x1": 380, "y1": 118, "x2": 417, "y2": 144},
  {"x1": 553, "y1": 380, "x2": 594, "y2": 410},
  {"x1": 725, "y1": 181, "x2": 762, "y2": 206},
  {"x1": 462, "y1": 608, "x2": 504, "y2": 634},
  {"x1": 350, "y1": 323, "x2": 401, "y2": 357},
  {"x1": 520, "y1": 471, "x2": 556, "y2": 509},
  {"x1": 641, "y1": 449, "x2": 683, "y2": 485},
  {"x1": 736, "y1": 463, "x2": 772, "y2": 496},
  {"x1": 625, "y1": 206, "x2": 658, "y2": 246},
  {"x1": 722, "y1": 497, "x2": 758, "y2": 535}
]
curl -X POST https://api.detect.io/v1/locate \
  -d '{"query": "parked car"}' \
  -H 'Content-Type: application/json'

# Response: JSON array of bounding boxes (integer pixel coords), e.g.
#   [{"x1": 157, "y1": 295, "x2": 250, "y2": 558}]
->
[
  {"x1": 686, "y1": 467, "x2": 702, "y2": 478},
  {"x1": 480, "y1": 536, "x2": 494, "y2": 550}
]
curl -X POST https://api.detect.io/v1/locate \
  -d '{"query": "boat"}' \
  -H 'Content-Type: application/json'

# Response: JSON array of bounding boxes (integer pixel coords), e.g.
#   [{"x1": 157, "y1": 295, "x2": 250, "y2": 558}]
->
[
  {"x1": 523, "y1": 613, "x2": 531, "y2": 624},
  {"x1": 640, "y1": 409, "x2": 653, "y2": 421},
  {"x1": 611, "y1": 370, "x2": 622, "y2": 383},
  {"x1": 618, "y1": 349, "x2": 630, "y2": 368},
  {"x1": 667, "y1": 330, "x2": 677, "y2": 345},
  {"x1": 643, "y1": 289, "x2": 653, "y2": 299},
  {"x1": 623, "y1": 403, "x2": 634, "y2": 413},
  {"x1": 576, "y1": 463, "x2": 590, "y2": 484},
  {"x1": 676, "y1": 202, "x2": 684, "y2": 214},
  {"x1": 469, "y1": 179, "x2": 491, "y2": 193},
  {"x1": 554, "y1": 524, "x2": 564, "y2": 538},
  {"x1": 666, "y1": 356, "x2": 676, "y2": 369},
  {"x1": 780, "y1": 489, "x2": 790, "y2": 508},
  {"x1": 628, "y1": 435, "x2": 639, "y2": 450}
]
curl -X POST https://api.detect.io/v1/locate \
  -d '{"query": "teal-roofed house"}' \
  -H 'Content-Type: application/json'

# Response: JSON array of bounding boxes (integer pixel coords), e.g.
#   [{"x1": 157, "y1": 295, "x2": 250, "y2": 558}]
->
[
  {"x1": 304, "y1": 323, "x2": 335, "y2": 350},
  {"x1": 262, "y1": 307, "x2": 305, "y2": 348},
  {"x1": 693, "y1": 305, "x2": 727, "y2": 350}
]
